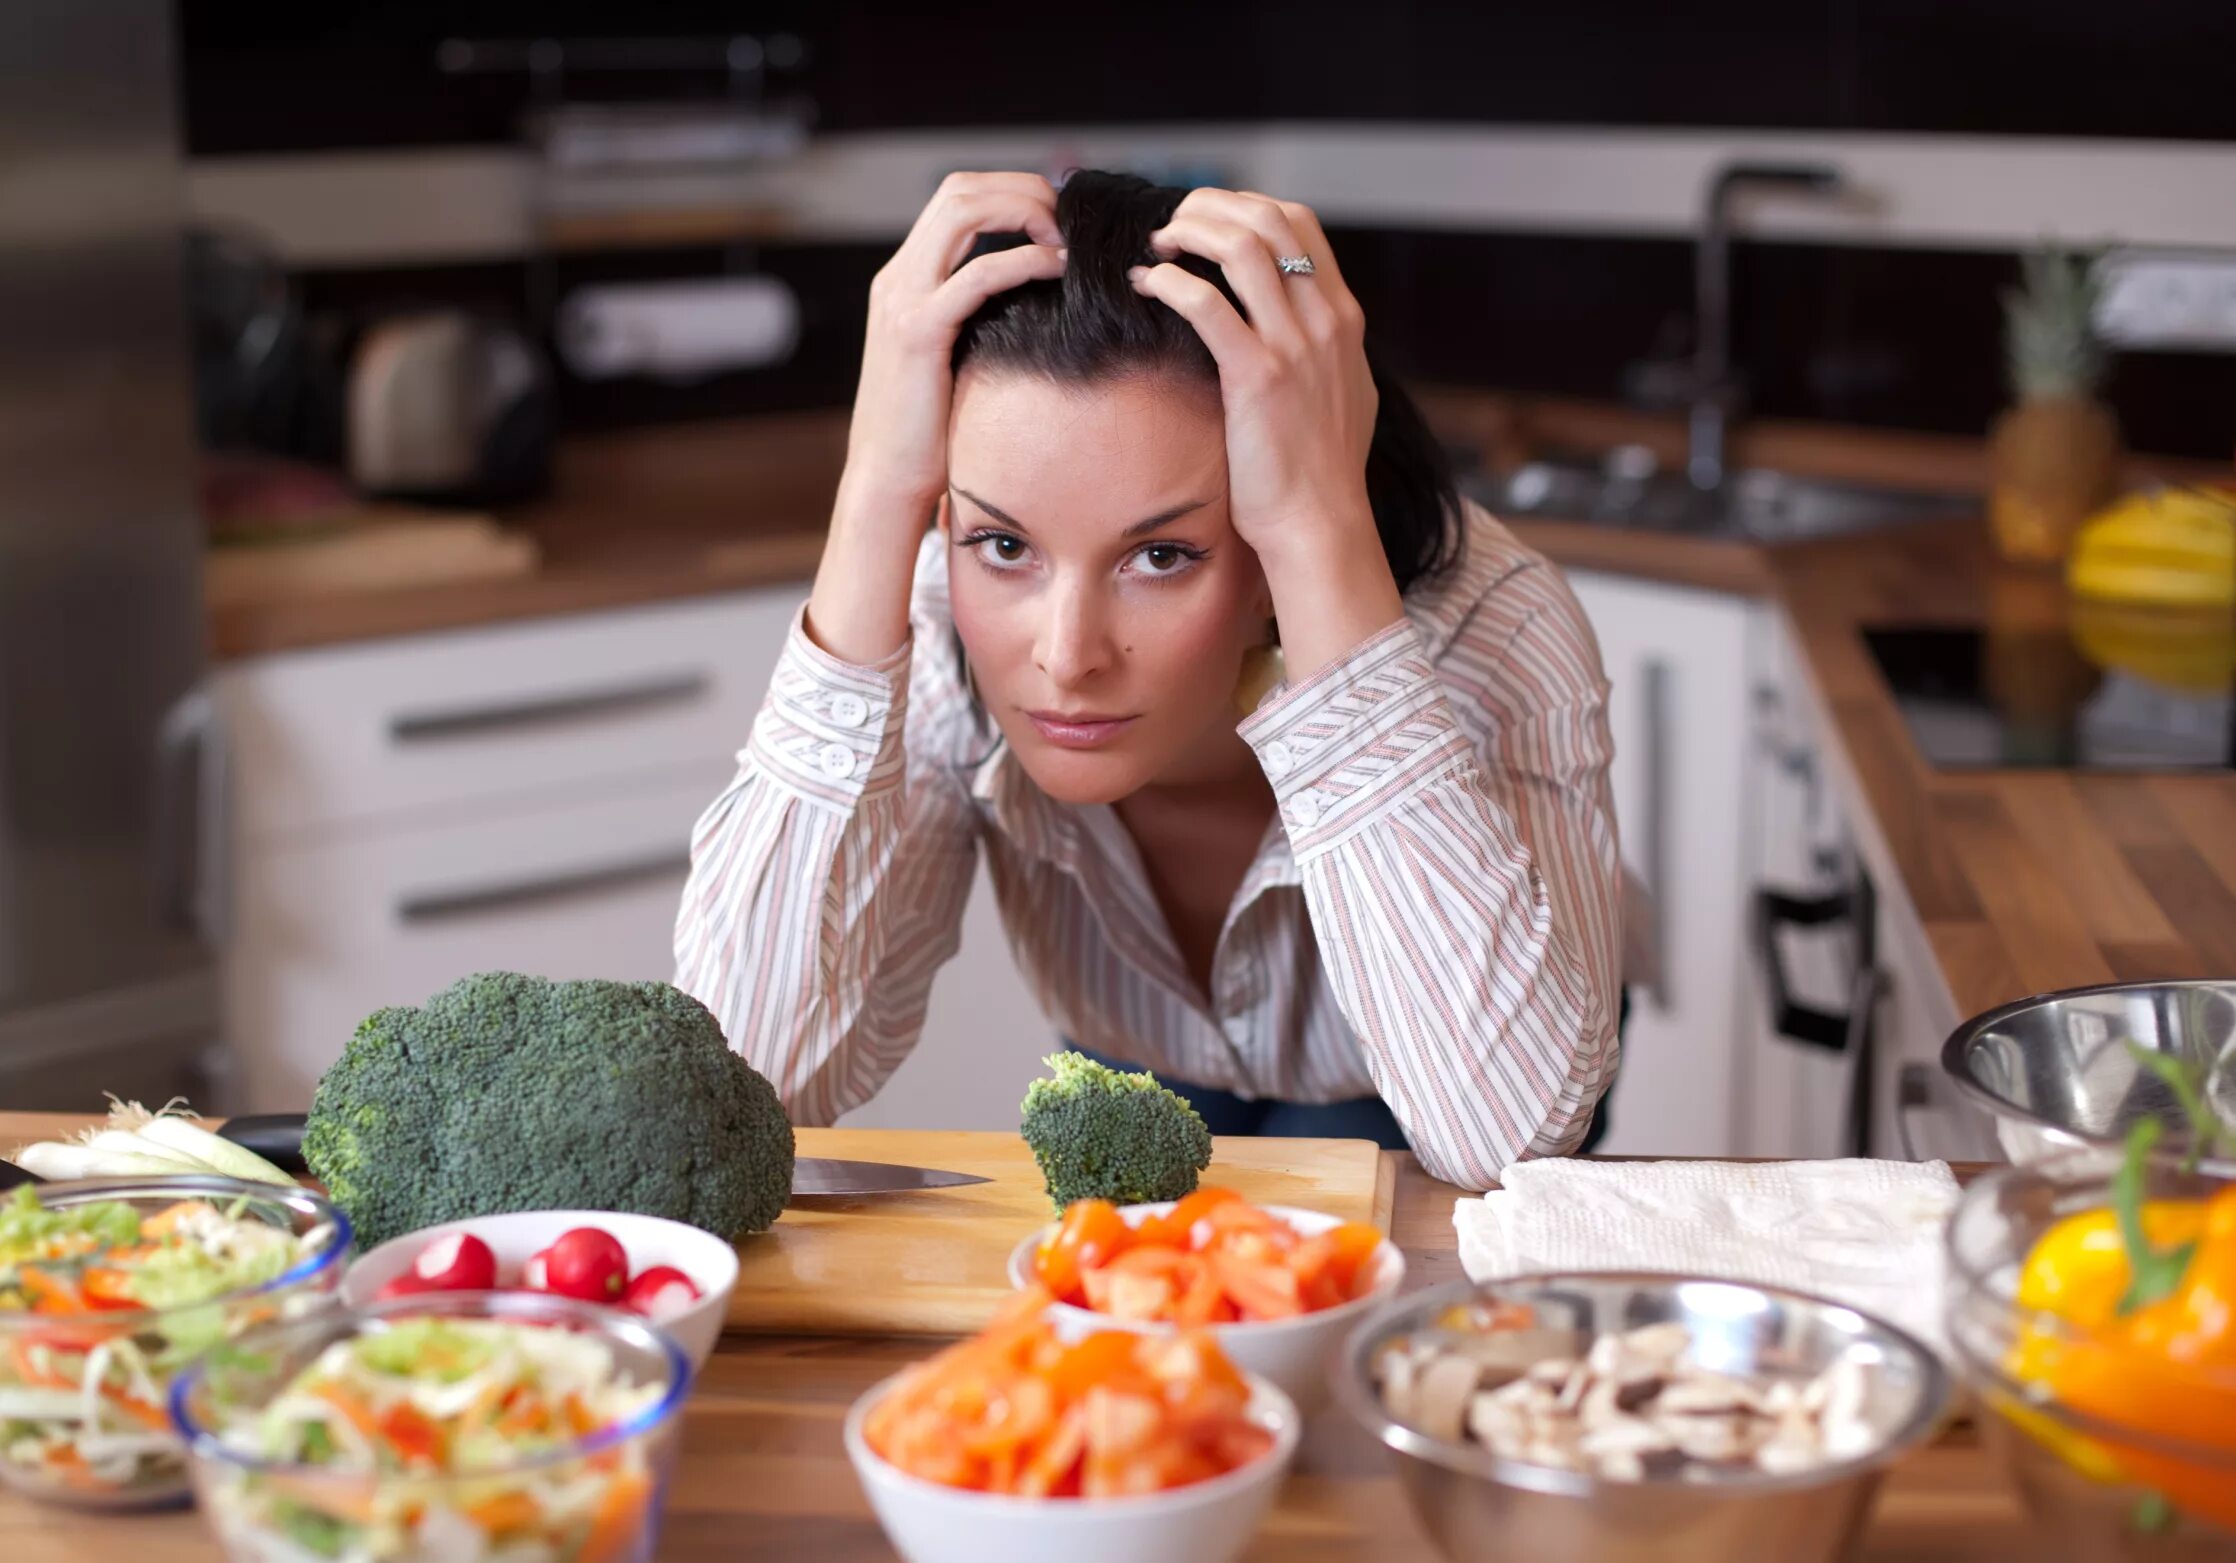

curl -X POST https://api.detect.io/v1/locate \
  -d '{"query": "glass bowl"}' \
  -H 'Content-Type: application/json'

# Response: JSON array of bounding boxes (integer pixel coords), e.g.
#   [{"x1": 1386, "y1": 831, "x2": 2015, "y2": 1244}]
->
[
  {"x1": 0, "y1": 1176, "x2": 351, "y2": 1511},
  {"x1": 170, "y1": 1290, "x2": 689, "y2": 1563},
  {"x1": 1944, "y1": 1153, "x2": 2236, "y2": 1560}
]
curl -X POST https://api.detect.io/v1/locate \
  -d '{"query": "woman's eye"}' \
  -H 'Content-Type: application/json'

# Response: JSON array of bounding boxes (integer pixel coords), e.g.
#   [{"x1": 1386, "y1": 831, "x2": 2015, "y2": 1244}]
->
[
  {"x1": 1135, "y1": 543, "x2": 1191, "y2": 575},
  {"x1": 966, "y1": 532, "x2": 1028, "y2": 567}
]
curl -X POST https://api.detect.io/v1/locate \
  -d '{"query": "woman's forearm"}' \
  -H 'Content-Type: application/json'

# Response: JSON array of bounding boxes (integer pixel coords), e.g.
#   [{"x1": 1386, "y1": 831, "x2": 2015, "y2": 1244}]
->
[
  {"x1": 804, "y1": 476, "x2": 933, "y2": 667},
  {"x1": 1253, "y1": 508, "x2": 1406, "y2": 683}
]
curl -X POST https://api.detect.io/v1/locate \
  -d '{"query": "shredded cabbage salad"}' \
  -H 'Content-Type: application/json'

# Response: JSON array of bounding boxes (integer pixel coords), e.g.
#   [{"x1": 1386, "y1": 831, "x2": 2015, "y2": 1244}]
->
[
  {"x1": 0, "y1": 1184, "x2": 331, "y2": 1498},
  {"x1": 201, "y1": 1317, "x2": 665, "y2": 1563}
]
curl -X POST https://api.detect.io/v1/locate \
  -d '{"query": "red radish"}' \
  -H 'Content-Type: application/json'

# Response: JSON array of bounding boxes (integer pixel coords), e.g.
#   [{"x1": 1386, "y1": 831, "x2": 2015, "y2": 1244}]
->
[
  {"x1": 536, "y1": 1227, "x2": 629, "y2": 1303},
  {"x1": 620, "y1": 1266, "x2": 701, "y2": 1322},
  {"x1": 375, "y1": 1271, "x2": 436, "y2": 1302},
  {"x1": 410, "y1": 1232, "x2": 498, "y2": 1292}
]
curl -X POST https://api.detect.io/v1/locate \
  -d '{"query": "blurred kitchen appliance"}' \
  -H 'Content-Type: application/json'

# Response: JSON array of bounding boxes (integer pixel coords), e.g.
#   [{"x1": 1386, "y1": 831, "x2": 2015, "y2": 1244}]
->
[
  {"x1": 0, "y1": 2, "x2": 222, "y2": 1107},
  {"x1": 187, "y1": 224, "x2": 336, "y2": 460},
  {"x1": 346, "y1": 314, "x2": 555, "y2": 504},
  {"x1": 557, "y1": 276, "x2": 801, "y2": 382},
  {"x1": 1864, "y1": 625, "x2": 2233, "y2": 769}
]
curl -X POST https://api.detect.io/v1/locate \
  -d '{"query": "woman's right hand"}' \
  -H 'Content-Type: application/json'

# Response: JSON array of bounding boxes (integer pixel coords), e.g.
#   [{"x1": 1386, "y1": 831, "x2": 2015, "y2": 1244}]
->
[{"x1": 811, "y1": 173, "x2": 1065, "y2": 664}]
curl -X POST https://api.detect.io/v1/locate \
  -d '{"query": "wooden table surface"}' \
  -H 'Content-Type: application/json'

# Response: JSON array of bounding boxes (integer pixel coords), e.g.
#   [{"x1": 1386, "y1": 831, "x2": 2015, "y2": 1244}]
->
[{"x1": 0, "y1": 1149, "x2": 2032, "y2": 1563}]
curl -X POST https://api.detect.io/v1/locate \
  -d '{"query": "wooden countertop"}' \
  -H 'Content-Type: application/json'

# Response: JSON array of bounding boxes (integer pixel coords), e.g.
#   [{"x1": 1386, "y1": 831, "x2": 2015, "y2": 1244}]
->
[
  {"x1": 1768, "y1": 519, "x2": 2236, "y2": 1026},
  {"x1": 0, "y1": 1140, "x2": 2028, "y2": 1562},
  {"x1": 206, "y1": 412, "x2": 849, "y2": 660}
]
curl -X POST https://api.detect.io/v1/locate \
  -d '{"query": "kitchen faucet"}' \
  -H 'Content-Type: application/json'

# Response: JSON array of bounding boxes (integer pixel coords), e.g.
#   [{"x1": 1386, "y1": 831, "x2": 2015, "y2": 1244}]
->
[{"x1": 1689, "y1": 160, "x2": 1846, "y2": 492}]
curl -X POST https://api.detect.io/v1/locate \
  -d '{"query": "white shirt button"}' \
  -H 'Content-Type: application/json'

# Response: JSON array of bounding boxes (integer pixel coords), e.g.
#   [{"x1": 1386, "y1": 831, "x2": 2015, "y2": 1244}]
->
[
  {"x1": 818, "y1": 742, "x2": 857, "y2": 781},
  {"x1": 1262, "y1": 740, "x2": 1294, "y2": 777},
  {"x1": 828, "y1": 691, "x2": 869, "y2": 729},
  {"x1": 1285, "y1": 791, "x2": 1321, "y2": 830}
]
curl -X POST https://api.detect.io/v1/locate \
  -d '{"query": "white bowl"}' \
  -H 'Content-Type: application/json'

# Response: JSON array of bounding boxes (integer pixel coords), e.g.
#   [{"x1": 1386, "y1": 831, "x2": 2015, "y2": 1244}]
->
[
  {"x1": 1005, "y1": 1202, "x2": 1405, "y2": 1412},
  {"x1": 341, "y1": 1209, "x2": 738, "y2": 1371},
  {"x1": 844, "y1": 1366, "x2": 1299, "y2": 1563}
]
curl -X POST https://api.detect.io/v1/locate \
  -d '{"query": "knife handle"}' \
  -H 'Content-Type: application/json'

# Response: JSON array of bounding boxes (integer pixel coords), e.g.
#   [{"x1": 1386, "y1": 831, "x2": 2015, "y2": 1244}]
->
[{"x1": 218, "y1": 1112, "x2": 310, "y2": 1175}]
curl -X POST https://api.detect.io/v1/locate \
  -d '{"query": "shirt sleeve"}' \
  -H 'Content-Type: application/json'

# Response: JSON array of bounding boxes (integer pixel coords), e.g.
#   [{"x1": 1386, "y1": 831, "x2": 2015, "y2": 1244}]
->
[
  {"x1": 1237, "y1": 580, "x2": 1622, "y2": 1188},
  {"x1": 673, "y1": 604, "x2": 980, "y2": 1126}
]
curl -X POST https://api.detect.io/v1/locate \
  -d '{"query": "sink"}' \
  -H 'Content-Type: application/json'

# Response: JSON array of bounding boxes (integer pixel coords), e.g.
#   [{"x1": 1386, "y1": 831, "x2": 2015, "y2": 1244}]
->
[{"x1": 1469, "y1": 452, "x2": 1971, "y2": 543}]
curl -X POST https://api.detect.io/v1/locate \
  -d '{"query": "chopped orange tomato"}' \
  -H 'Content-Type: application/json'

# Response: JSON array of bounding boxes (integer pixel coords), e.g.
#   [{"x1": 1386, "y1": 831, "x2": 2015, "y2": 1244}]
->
[
  {"x1": 1033, "y1": 1199, "x2": 1132, "y2": 1300},
  {"x1": 864, "y1": 1288, "x2": 1271, "y2": 1498},
  {"x1": 1029, "y1": 1189, "x2": 1387, "y2": 1324},
  {"x1": 378, "y1": 1403, "x2": 448, "y2": 1468}
]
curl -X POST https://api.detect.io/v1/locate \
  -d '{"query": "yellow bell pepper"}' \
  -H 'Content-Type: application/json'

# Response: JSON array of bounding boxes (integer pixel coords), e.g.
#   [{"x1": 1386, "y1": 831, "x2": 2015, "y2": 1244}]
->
[
  {"x1": 2005, "y1": 1200, "x2": 2209, "y2": 1484},
  {"x1": 2010, "y1": 1183, "x2": 2236, "y2": 1530}
]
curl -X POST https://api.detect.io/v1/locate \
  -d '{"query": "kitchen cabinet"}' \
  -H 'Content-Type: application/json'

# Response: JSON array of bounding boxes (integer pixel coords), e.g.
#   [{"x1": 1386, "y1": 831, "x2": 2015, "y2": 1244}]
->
[
  {"x1": 216, "y1": 590, "x2": 803, "y2": 1110},
  {"x1": 1732, "y1": 609, "x2": 1998, "y2": 1163},
  {"x1": 215, "y1": 584, "x2": 1056, "y2": 1124},
  {"x1": 1564, "y1": 571, "x2": 1761, "y2": 1156}
]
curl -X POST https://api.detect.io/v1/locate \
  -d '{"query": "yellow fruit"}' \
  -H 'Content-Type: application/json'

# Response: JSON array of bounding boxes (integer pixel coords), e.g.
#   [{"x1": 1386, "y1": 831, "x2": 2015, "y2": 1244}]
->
[
  {"x1": 2068, "y1": 600, "x2": 2235, "y2": 695},
  {"x1": 2067, "y1": 485, "x2": 2236, "y2": 609}
]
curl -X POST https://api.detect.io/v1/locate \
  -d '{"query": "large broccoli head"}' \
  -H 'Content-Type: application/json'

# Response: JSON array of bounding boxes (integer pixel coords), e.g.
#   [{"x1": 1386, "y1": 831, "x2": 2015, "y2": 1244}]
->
[
  {"x1": 1019, "y1": 1052, "x2": 1212, "y2": 1210},
  {"x1": 304, "y1": 973, "x2": 794, "y2": 1249}
]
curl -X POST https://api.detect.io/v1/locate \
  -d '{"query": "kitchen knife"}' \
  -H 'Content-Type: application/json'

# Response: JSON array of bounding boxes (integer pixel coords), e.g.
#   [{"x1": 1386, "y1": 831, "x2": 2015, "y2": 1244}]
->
[
  {"x1": 789, "y1": 1157, "x2": 989, "y2": 1197},
  {"x1": 219, "y1": 1114, "x2": 989, "y2": 1198},
  {"x1": 0, "y1": 1158, "x2": 36, "y2": 1190}
]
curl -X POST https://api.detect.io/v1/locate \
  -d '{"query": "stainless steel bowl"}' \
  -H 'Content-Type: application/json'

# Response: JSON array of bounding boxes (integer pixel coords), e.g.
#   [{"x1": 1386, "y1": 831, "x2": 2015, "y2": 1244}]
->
[
  {"x1": 1940, "y1": 980, "x2": 2236, "y2": 1173},
  {"x1": 1332, "y1": 1275, "x2": 1949, "y2": 1563}
]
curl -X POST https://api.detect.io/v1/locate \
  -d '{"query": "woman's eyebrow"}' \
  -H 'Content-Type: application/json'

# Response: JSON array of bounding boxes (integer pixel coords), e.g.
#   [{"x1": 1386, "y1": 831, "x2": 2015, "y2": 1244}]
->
[
  {"x1": 951, "y1": 486, "x2": 1029, "y2": 533},
  {"x1": 953, "y1": 487, "x2": 1211, "y2": 539},
  {"x1": 1120, "y1": 500, "x2": 1212, "y2": 538}
]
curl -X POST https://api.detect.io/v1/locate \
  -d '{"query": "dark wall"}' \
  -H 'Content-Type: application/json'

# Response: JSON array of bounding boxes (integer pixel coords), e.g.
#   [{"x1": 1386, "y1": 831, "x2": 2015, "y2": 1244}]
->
[
  {"x1": 182, "y1": 3, "x2": 2236, "y2": 460},
  {"x1": 182, "y1": 0, "x2": 2236, "y2": 150}
]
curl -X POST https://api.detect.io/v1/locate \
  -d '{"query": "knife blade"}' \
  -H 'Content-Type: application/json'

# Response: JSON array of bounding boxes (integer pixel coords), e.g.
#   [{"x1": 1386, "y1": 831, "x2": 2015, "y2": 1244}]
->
[
  {"x1": 217, "y1": 1114, "x2": 987, "y2": 1199},
  {"x1": 790, "y1": 1157, "x2": 989, "y2": 1197}
]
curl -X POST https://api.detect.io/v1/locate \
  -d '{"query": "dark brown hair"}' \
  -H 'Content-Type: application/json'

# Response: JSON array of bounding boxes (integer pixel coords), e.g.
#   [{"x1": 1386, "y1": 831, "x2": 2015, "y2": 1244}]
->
[{"x1": 952, "y1": 169, "x2": 1461, "y2": 595}]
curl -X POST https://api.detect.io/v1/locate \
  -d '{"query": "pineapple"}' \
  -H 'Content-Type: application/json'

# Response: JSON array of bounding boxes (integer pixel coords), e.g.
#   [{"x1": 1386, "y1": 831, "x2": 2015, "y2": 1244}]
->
[{"x1": 1988, "y1": 246, "x2": 2122, "y2": 566}]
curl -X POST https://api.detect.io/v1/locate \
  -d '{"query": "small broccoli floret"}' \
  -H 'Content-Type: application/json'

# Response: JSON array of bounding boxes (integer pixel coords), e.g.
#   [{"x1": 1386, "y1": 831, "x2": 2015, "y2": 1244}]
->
[
  {"x1": 1019, "y1": 1053, "x2": 1211, "y2": 1210},
  {"x1": 304, "y1": 972, "x2": 794, "y2": 1249}
]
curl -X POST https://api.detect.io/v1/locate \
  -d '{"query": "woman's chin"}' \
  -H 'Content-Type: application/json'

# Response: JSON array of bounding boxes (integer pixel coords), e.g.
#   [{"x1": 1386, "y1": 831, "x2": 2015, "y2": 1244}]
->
[{"x1": 1012, "y1": 743, "x2": 1149, "y2": 806}]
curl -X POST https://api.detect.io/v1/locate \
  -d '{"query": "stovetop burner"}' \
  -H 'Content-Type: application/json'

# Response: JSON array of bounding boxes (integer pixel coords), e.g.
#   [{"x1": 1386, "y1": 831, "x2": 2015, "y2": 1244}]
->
[{"x1": 1864, "y1": 625, "x2": 2234, "y2": 771}]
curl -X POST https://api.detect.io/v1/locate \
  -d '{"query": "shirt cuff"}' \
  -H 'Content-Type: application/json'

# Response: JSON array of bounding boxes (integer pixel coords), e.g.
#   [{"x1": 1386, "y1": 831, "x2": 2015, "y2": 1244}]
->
[
  {"x1": 1237, "y1": 619, "x2": 1474, "y2": 855},
  {"x1": 745, "y1": 605, "x2": 913, "y2": 810}
]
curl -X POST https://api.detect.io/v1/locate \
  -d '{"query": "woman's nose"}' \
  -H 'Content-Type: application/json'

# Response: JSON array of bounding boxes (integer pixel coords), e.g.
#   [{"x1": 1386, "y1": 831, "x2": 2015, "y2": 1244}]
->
[{"x1": 1034, "y1": 580, "x2": 1114, "y2": 688}]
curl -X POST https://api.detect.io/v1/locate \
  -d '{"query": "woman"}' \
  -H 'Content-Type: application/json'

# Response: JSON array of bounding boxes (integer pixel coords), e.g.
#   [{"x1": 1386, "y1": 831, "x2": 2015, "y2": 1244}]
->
[{"x1": 675, "y1": 170, "x2": 1622, "y2": 1190}]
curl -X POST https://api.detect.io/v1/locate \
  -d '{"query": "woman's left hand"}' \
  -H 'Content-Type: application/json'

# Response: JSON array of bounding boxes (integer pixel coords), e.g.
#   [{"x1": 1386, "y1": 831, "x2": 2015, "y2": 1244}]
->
[{"x1": 1132, "y1": 189, "x2": 1404, "y2": 679}]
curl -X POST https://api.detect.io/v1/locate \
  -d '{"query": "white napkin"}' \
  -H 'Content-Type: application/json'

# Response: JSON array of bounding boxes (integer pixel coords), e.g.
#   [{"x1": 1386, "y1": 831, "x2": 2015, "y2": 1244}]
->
[{"x1": 1453, "y1": 1158, "x2": 1959, "y2": 1357}]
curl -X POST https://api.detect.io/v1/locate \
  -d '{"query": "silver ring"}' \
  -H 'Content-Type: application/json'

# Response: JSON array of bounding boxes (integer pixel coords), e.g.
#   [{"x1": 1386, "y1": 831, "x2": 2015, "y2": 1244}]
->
[{"x1": 1275, "y1": 254, "x2": 1317, "y2": 277}]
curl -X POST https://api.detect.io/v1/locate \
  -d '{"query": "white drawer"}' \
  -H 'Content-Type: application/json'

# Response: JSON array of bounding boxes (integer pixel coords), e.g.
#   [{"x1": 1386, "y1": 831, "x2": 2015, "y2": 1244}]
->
[
  {"x1": 220, "y1": 587, "x2": 804, "y2": 843},
  {"x1": 221, "y1": 769, "x2": 723, "y2": 1111}
]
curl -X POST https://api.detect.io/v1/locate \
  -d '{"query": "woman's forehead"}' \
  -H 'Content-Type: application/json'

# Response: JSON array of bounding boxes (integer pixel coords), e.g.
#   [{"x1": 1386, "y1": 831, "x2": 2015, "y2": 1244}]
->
[{"x1": 949, "y1": 369, "x2": 1227, "y2": 528}]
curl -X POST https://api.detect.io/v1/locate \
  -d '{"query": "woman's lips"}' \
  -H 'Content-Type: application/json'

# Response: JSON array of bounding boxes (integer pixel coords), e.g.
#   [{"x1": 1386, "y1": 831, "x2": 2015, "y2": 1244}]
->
[{"x1": 1025, "y1": 711, "x2": 1139, "y2": 749}]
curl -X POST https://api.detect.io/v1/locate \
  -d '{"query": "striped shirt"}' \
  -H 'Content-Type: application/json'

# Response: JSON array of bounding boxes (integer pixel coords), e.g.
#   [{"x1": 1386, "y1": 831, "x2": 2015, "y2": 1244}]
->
[{"x1": 674, "y1": 503, "x2": 1622, "y2": 1189}]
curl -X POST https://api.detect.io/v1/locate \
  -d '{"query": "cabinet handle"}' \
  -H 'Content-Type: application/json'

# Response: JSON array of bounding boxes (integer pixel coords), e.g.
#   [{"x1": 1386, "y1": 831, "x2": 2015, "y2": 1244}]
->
[
  {"x1": 396, "y1": 850, "x2": 692, "y2": 925},
  {"x1": 154, "y1": 686, "x2": 232, "y2": 947},
  {"x1": 1750, "y1": 886, "x2": 1860, "y2": 1050},
  {"x1": 1894, "y1": 1061, "x2": 1932, "y2": 1163},
  {"x1": 1638, "y1": 655, "x2": 1673, "y2": 1011},
  {"x1": 389, "y1": 673, "x2": 709, "y2": 743},
  {"x1": 1753, "y1": 865, "x2": 1882, "y2": 1155}
]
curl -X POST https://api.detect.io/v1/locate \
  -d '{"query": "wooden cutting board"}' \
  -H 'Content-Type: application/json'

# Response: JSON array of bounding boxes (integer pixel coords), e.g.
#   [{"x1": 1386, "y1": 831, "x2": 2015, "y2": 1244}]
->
[
  {"x1": 204, "y1": 506, "x2": 538, "y2": 609},
  {"x1": 0, "y1": 1115, "x2": 1392, "y2": 1339},
  {"x1": 732, "y1": 1127, "x2": 1396, "y2": 1336}
]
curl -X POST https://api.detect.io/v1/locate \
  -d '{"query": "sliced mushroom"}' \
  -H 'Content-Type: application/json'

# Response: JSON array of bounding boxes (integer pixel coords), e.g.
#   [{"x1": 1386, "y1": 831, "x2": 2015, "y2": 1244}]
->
[{"x1": 1413, "y1": 1353, "x2": 1484, "y2": 1444}]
